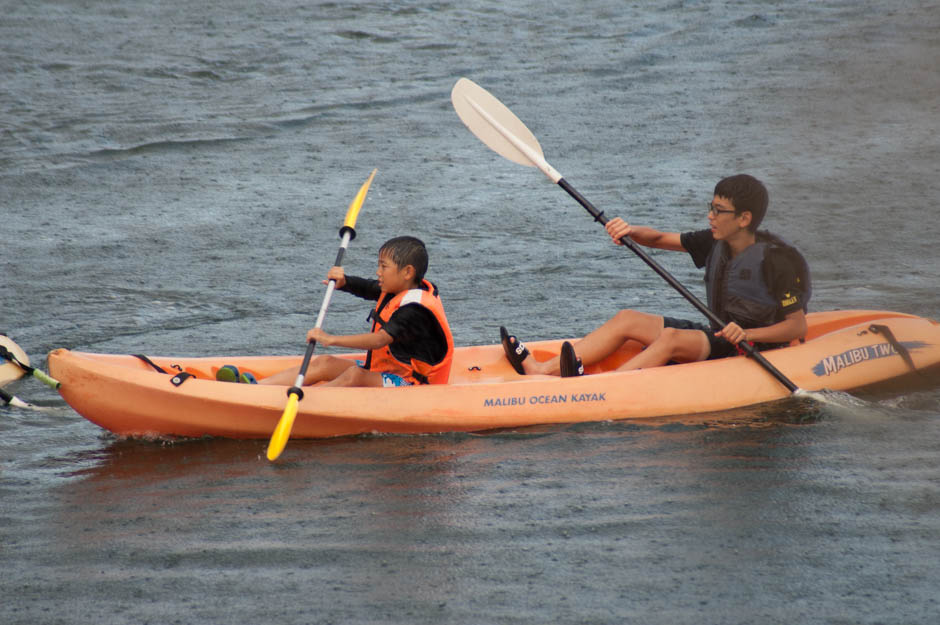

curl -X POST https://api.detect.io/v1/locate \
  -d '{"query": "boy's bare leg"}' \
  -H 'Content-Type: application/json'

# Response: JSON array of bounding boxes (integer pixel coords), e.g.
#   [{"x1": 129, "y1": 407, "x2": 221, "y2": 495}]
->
[
  {"x1": 525, "y1": 310, "x2": 666, "y2": 376},
  {"x1": 259, "y1": 355, "x2": 359, "y2": 386},
  {"x1": 320, "y1": 366, "x2": 385, "y2": 387},
  {"x1": 615, "y1": 328, "x2": 710, "y2": 371}
]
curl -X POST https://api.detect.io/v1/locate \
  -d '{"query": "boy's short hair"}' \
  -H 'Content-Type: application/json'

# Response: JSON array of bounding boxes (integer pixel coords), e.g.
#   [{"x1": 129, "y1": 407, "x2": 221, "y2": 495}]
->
[
  {"x1": 379, "y1": 236, "x2": 428, "y2": 282},
  {"x1": 714, "y1": 174, "x2": 768, "y2": 232}
]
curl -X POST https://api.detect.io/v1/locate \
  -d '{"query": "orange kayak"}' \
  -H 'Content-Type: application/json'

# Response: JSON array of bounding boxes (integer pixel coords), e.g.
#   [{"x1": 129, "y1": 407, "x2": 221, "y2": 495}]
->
[{"x1": 48, "y1": 310, "x2": 940, "y2": 439}]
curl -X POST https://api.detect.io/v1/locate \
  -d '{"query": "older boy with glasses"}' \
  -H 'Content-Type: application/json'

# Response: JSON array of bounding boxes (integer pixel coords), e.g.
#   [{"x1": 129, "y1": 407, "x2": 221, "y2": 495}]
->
[{"x1": 501, "y1": 174, "x2": 811, "y2": 377}]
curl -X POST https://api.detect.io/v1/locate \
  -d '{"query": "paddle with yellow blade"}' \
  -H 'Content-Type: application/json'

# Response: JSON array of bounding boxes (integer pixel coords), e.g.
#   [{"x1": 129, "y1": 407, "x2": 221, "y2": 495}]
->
[
  {"x1": 450, "y1": 77, "x2": 807, "y2": 396},
  {"x1": 266, "y1": 169, "x2": 377, "y2": 461}
]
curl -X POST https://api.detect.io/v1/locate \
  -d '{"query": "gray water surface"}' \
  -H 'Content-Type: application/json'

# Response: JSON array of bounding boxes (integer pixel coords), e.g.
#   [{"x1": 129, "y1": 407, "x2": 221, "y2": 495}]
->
[{"x1": 2, "y1": 1, "x2": 939, "y2": 623}]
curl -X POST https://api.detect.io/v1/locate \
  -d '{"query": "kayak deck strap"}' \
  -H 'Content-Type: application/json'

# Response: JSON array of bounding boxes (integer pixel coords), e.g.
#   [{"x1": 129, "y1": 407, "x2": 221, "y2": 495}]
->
[{"x1": 133, "y1": 354, "x2": 168, "y2": 374}]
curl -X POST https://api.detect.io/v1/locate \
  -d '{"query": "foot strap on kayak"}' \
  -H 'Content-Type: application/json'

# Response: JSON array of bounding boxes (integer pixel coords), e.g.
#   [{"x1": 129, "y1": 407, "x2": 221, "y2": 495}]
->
[
  {"x1": 868, "y1": 324, "x2": 920, "y2": 375},
  {"x1": 134, "y1": 354, "x2": 168, "y2": 373},
  {"x1": 169, "y1": 372, "x2": 195, "y2": 387},
  {"x1": 133, "y1": 354, "x2": 194, "y2": 387}
]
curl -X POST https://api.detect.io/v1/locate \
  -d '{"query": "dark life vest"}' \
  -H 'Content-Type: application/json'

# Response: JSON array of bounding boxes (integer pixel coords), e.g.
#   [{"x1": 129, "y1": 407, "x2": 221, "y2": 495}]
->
[{"x1": 704, "y1": 231, "x2": 812, "y2": 331}]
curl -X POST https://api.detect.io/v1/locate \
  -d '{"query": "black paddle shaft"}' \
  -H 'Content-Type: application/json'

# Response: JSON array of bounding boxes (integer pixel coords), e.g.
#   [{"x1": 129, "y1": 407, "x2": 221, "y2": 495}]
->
[
  {"x1": 289, "y1": 229, "x2": 357, "y2": 401},
  {"x1": 556, "y1": 178, "x2": 799, "y2": 393}
]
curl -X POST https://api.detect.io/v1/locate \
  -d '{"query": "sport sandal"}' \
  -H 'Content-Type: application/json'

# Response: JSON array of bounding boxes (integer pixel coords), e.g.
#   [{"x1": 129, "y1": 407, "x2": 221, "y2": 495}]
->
[
  {"x1": 559, "y1": 341, "x2": 584, "y2": 378},
  {"x1": 500, "y1": 326, "x2": 530, "y2": 375},
  {"x1": 216, "y1": 364, "x2": 240, "y2": 383}
]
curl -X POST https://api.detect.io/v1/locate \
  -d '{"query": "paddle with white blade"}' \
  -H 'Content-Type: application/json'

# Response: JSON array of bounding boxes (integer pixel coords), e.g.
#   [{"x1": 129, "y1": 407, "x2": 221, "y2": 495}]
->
[
  {"x1": 0, "y1": 334, "x2": 60, "y2": 389},
  {"x1": 1, "y1": 335, "x2": 53, "y2": 410},
  {"x1": 266, "y1": 169, "x2": 377, "y2": 461},
  {"x1": 451, "y1": 77, "x2": 807, "y2": 396}
]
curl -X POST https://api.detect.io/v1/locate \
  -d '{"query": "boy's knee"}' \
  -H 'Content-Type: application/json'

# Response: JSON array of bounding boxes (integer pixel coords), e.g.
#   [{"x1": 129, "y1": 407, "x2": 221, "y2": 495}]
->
[
  {"x1": 658, "y1": 327, "x2": 688, "y2": 354},
  {"x1": 659, "y1": 326, "x2": 681, "y2": 343},
  {"x1": 304, "y1": 355, "x2": 328, "y2": 376},
  {"x1": 613, "y1": 309, "x2": 633, "y2": 321},
  {"x1": 612, "y1": 309, "x2": 641, "y2": 326},
  {"x1": 659, "y1": 327, "x2": 708, "y2": 361},
  {"x1": 333, "y1": 366, "x2": 357, "y2": 383},
  {"x1": 335, "y1": 365, "x2": 369, "y2": 386}
]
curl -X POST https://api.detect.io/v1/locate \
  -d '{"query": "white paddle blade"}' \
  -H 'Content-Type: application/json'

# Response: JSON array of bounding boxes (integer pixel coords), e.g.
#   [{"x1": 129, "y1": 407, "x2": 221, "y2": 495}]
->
[
  {"x1": 451, "y1": 78, "x2": 561, "y2": 182},
  {"x1": 1, "y1": 335, "x2": 30, "y2": 387}
]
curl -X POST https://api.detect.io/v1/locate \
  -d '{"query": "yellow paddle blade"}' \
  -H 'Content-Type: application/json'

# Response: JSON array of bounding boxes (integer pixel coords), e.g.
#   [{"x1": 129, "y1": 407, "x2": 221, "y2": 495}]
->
[
  {"x1": 343, "y1": 168, "x2": 377, "y2": 231},
  {"x1": 267, "y1": 393, "x2": 300, "y2": 461}
]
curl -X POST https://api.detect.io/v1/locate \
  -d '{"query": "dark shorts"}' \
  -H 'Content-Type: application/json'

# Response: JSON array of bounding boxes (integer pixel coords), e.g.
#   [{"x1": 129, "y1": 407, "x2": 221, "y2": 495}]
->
[
  {"x1": 662, "y1": 316, "x2": 739, "y2": 361},
  {"x1": 662, "y1": 317, "x2": 787, "y2": 361}
]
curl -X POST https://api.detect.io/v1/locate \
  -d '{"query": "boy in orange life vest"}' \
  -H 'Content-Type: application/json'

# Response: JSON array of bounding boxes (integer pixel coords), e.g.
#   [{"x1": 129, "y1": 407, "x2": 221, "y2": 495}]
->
[{"x1": 260, "y1": 236, "x2": 454, "y2": 388}]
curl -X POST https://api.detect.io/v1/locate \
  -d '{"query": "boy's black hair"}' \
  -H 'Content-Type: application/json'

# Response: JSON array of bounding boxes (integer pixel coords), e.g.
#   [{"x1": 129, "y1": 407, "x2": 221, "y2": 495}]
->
[
  {"x1": 379, "y1": 236, "x2": 428, "y2": 282},
  {"x1": 714, "y1": 174, "x2": 768, "y2": 232}
]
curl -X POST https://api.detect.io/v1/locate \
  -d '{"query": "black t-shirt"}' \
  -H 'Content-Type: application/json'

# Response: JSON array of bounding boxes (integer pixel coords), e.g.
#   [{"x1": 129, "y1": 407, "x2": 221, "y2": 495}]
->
[
  {"x1": 679, "y1": 229, "x2": 804, "y2": 316},
  {"x1": 339, "y1": 276, "x2": 449, "y2": 365}
]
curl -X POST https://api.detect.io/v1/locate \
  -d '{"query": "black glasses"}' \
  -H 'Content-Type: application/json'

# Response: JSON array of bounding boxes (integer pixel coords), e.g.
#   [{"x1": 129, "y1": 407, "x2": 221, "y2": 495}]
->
[{"x1": 707, "y1": 202, "x2": 736, "y2": 216}]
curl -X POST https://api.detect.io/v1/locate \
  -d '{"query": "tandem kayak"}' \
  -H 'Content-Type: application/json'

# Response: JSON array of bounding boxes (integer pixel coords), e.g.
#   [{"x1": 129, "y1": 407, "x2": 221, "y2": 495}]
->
[{"x1": 48, "y1": 310, "x2": 940, "y2": 440}]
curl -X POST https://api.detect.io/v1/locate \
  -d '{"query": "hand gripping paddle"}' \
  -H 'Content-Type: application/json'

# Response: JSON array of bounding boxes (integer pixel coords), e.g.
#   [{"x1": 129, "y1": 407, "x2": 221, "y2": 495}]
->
[{"x1": 266, "y1": 169, "x2": 377, "y2": 461}]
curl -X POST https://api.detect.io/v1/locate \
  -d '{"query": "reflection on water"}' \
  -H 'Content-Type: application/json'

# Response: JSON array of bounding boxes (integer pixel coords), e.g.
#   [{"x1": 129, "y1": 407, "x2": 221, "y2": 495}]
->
[
  {"x1": 47, "y1": 401, "x2": 938, "y2": 621},
  {"x1": 0, "y1": 387, "x2": 935, "y2": 623}
]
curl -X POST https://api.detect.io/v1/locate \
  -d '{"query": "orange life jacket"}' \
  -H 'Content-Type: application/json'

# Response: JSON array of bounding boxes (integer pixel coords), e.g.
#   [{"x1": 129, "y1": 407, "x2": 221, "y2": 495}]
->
[{"x1": 366, "y1": 280, "x2": 454, "y2": 384}]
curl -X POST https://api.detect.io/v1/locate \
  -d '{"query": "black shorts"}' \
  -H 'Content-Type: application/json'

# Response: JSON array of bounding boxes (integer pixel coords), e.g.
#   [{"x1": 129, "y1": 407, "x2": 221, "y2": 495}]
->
[
  {"x1": 662, "y1": 316, "x2": 739, "y2": 360},
  {"x1": 662, "y1": 317, "x2": 787, "y2": 360}
]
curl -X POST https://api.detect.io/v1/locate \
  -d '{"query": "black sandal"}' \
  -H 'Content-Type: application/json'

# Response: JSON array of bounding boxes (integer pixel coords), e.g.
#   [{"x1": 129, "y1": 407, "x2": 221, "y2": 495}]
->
[
  {"x1": 500, "y1": 326, "x2": 530, "y2": 375},
  {"x1": 559, "y1": 341, "x2": 584, "y2": 378}
]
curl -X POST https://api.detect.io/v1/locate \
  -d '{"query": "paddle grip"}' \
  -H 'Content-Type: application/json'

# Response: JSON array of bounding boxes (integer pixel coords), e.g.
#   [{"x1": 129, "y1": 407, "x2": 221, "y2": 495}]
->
[
  {"x1": 33, "y1": 368, "x2": 61, "y2": 390},
  {"x1": 556, "y1": 178, "x2": 798, "y2": 394}
]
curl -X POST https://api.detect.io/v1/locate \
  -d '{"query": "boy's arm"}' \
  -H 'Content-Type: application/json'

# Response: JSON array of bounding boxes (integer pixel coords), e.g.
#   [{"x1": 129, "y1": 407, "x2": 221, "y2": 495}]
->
[
  {"x1": 333, "y1": 271, "x2": 382, "y2": 301},
  {"x1": 307, "y1": 327, "x2": 393, "y2": 350},
  {"x1": 605, "y1": 218, "x2": 684, "y2": 251},
  {"x1": 716, "y1": 309, "x2": 808, "y2": 346}
]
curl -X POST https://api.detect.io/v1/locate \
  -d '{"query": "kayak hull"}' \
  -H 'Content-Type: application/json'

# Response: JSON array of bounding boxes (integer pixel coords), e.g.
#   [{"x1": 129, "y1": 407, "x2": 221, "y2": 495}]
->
[{"x1": 48, "y1": 310, "x2": 940, "y2": 439}]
